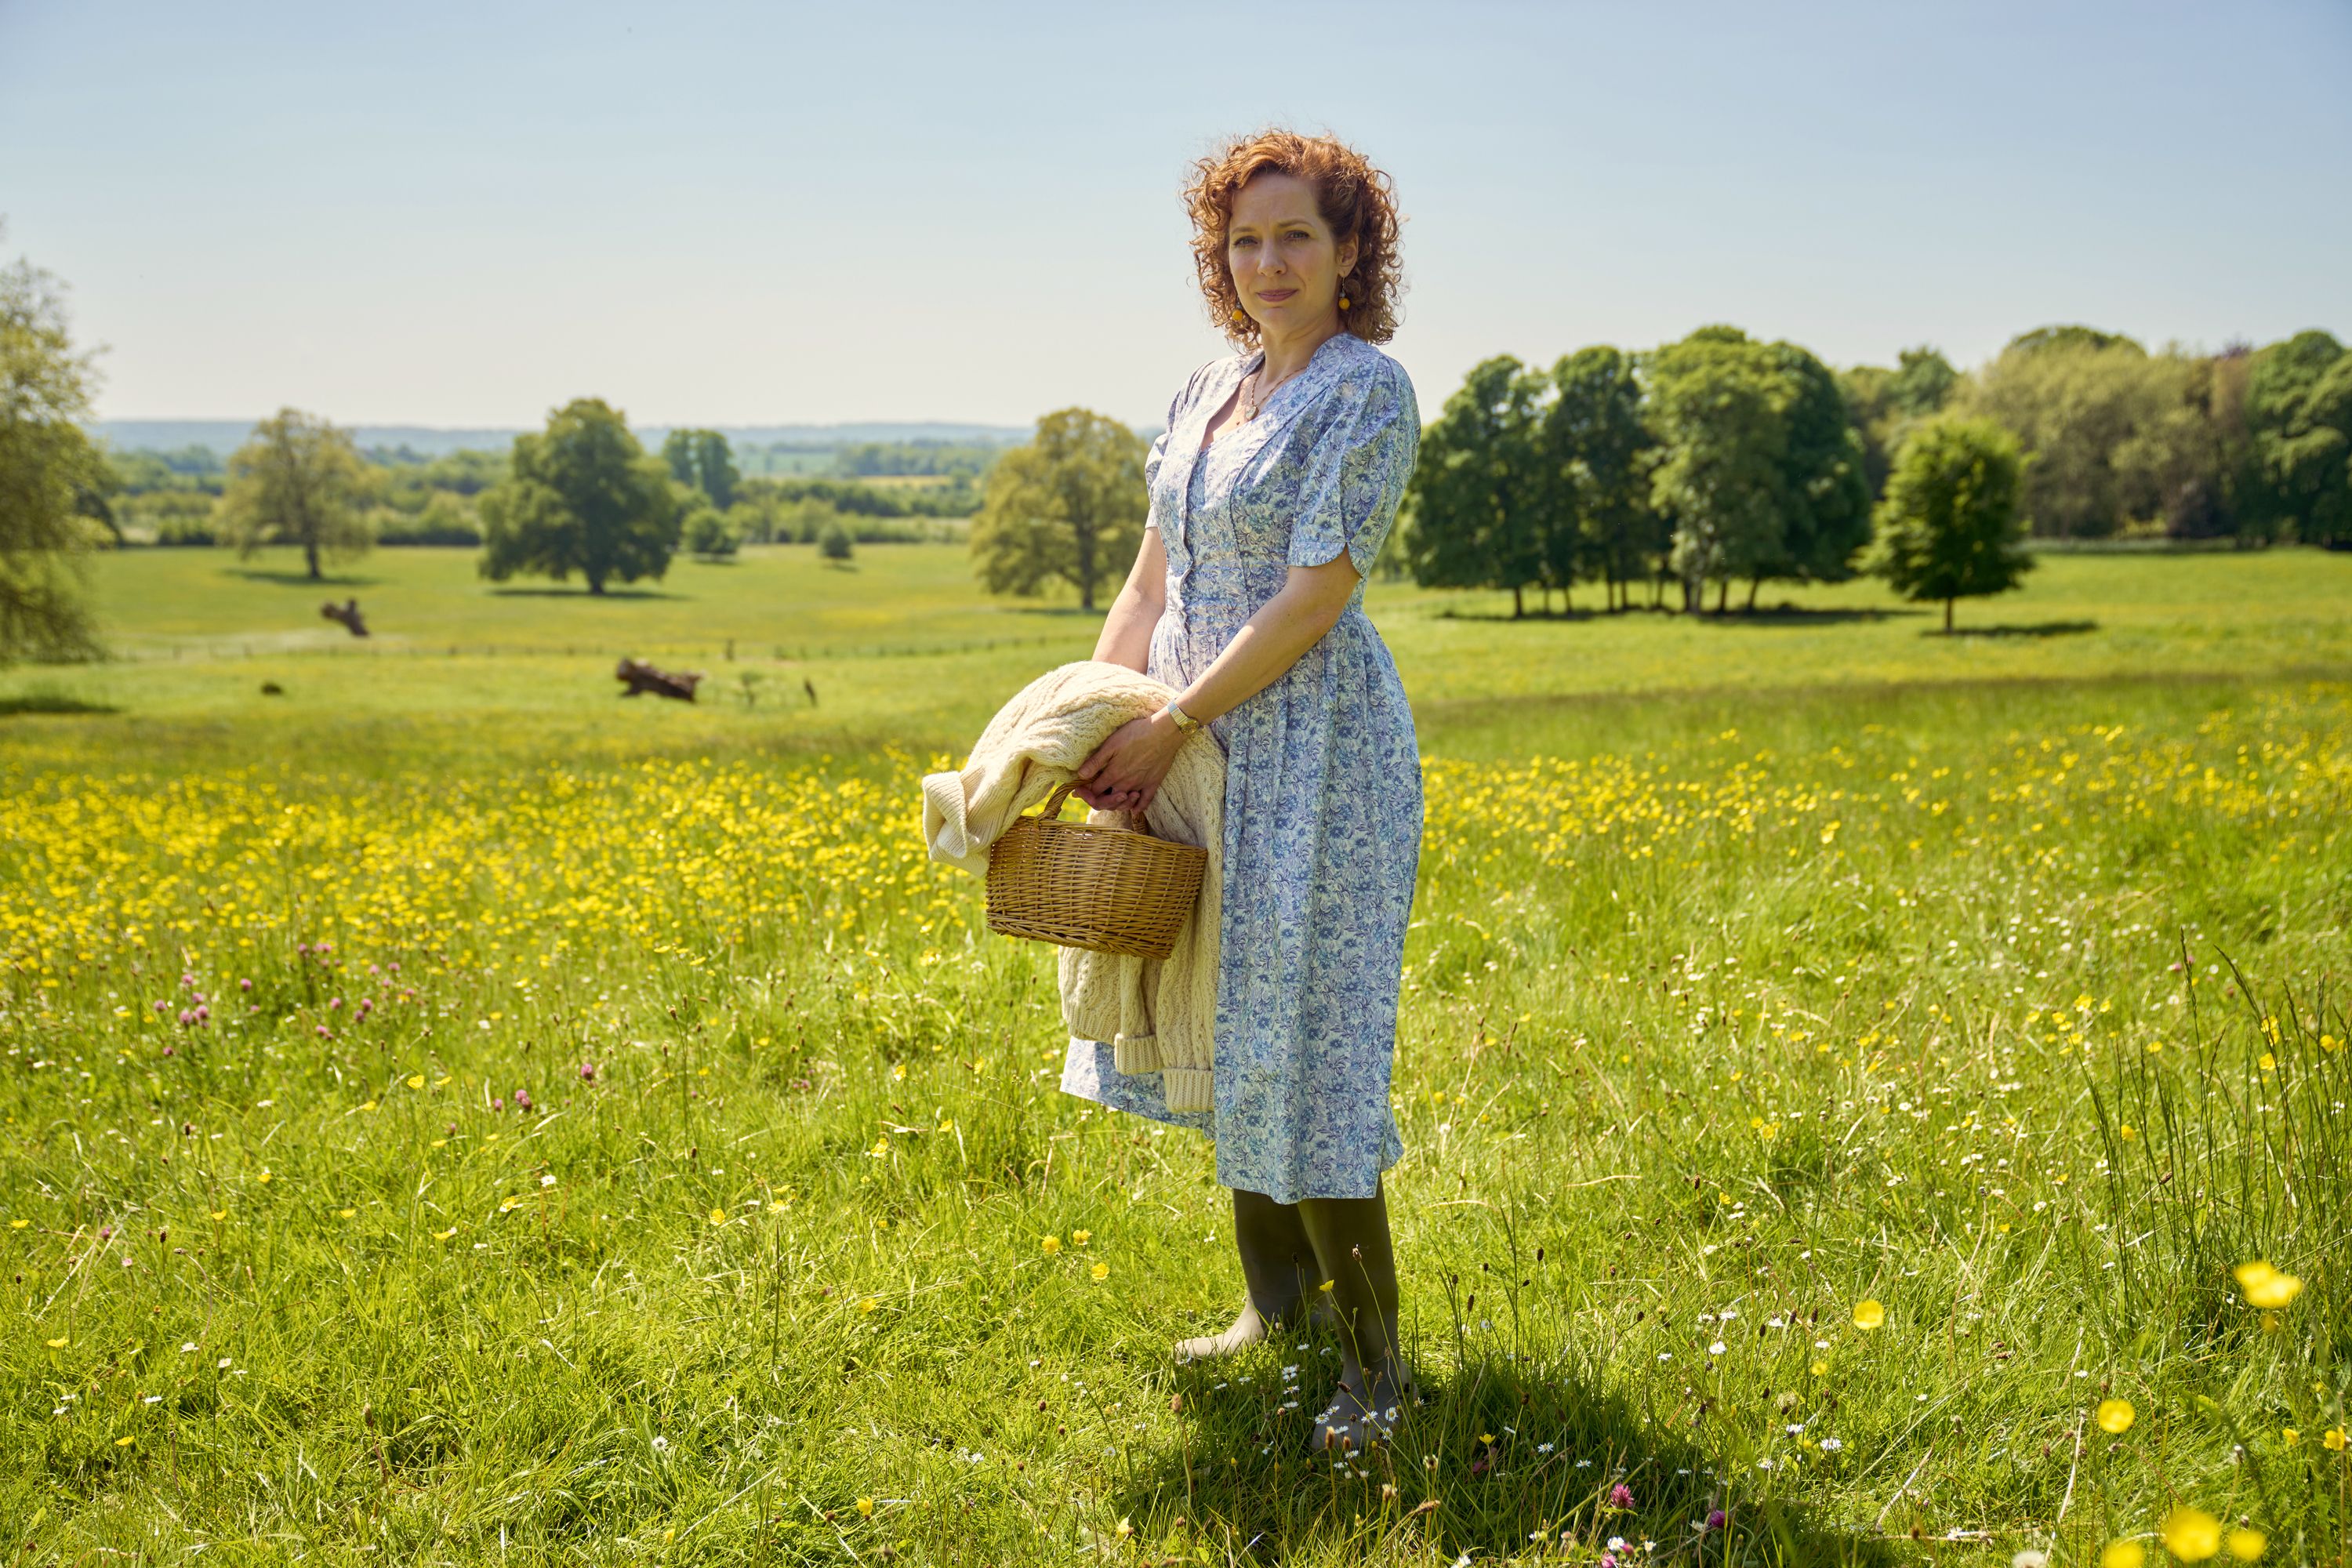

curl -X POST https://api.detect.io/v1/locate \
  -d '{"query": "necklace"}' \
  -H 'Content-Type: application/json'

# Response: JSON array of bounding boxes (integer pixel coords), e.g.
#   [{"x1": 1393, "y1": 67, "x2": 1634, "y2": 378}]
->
[{"x1": 1237, "y1": 355, "x2": 1306, "y2": 423}]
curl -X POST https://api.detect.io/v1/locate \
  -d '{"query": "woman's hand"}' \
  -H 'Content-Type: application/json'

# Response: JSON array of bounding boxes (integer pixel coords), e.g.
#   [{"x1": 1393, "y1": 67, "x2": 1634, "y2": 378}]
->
[{"x1": 1072, "y1": 710, "x2": 1187, "y2": 815}]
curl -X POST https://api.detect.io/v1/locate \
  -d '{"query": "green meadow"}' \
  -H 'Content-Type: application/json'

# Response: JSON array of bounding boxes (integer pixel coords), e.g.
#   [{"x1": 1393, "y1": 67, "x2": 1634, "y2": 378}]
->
[
  {"x1": 2, "y1": 543, "x2": 2349, "y2": 1564},
  {"x1": 15, "y1": 544, "x2": 2352, "y2": 759}
]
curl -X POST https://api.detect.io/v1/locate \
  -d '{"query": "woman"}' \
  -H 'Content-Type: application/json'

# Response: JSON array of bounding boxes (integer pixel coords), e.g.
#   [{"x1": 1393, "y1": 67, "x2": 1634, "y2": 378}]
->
[{"x1": 1059, "y1": 128, "x2": 1423, "y2": 1456}]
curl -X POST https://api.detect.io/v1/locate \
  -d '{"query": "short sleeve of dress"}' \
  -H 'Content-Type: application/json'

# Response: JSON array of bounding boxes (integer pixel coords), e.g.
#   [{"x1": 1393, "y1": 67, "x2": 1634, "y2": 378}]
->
[
  {"x1": 1144, "y1": 361, "x2": 1216, "y2": 533},
  {"x1": 1283, "y1": 358, "x2": 1420, "y2": 578},
  {"x1": 1141, "y1": 426, "x2": 1172, "y2": 532}
]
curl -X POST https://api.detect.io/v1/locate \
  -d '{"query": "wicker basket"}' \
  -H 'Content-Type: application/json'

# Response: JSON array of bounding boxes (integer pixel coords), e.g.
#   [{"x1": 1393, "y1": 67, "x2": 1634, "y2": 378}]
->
[{"x1": 985, "y1": 779, "x2": 1207, "y2": 959}]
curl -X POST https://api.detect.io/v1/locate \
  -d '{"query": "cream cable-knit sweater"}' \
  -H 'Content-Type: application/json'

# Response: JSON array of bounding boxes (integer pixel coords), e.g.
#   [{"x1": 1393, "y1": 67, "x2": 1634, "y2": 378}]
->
[{"x1": 918, "y1": 660, "x2": 1225, "y2": 1113}]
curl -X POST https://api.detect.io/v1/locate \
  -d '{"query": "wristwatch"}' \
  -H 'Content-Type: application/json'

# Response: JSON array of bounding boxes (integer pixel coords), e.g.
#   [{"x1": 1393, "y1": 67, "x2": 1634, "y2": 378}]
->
[{"x1": 1164, "y1": 701, "x2": 1202, "y2": 733}]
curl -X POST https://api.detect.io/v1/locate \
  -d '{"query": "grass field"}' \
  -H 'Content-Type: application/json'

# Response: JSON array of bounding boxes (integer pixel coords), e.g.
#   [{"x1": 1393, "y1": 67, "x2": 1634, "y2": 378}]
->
[{"x1": 2, "y1": 546, "x2": 2349, "y2": 1564}]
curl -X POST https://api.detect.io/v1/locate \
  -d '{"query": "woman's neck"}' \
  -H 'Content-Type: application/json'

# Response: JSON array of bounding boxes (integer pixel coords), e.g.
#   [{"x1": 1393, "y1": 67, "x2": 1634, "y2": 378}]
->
[{"x1": 1257, "y1": 313, "x2": 1343, "y2": 385}]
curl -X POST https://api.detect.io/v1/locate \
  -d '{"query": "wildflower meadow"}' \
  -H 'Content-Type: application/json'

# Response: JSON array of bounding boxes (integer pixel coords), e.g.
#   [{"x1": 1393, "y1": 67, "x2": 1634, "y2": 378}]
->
[{"x1": 2, "y1": 546, "x2": 2347, "y2": 1565}]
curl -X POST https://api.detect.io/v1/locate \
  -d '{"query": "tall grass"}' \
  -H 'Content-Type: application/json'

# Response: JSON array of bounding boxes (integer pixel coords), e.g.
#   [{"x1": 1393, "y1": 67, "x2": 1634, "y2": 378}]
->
[{"x1": 4, "y1": 670, "x2": 2347, "y2": 1563}]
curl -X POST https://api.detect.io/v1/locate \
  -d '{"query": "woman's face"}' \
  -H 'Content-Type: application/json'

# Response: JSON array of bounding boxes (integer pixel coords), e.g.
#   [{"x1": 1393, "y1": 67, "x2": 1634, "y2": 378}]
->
[{"x1": 1227, "y1": 171, "x2": 1358, "y2": 338}]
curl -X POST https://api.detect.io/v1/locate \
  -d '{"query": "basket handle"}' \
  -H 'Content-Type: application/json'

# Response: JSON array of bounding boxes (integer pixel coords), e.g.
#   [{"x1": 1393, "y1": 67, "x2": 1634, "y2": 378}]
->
[{"x1": 1034, "y1": 777, "x2": 1155, "y2": 836}]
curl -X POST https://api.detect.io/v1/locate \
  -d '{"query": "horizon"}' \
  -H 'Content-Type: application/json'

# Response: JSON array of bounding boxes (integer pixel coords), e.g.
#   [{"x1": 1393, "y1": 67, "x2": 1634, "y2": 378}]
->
[{"x1": 5, "y1": 0, "x2": 2348, "y2": 430}]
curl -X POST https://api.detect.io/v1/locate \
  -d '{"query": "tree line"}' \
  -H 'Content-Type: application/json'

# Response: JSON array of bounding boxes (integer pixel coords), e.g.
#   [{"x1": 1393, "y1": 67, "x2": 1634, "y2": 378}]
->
[
  {"x1": 1399, "y1": 323, "x2": 2352, "y2": 625},
  {"x1": 93, "y1": 425, "x2": 982, "y2": 555},
  {"x1": 191, "y1": 405, "x2": 985, "y2": 593},
  {"x1": 3, "y1": 212, "x2": 2346, "y2": 658}
]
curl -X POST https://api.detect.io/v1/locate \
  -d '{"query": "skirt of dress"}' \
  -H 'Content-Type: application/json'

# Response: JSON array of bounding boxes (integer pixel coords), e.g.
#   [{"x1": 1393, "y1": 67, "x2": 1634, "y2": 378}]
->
[{"x1": 1057, "y1": 599, "x2": 1420, "y2": 1205}]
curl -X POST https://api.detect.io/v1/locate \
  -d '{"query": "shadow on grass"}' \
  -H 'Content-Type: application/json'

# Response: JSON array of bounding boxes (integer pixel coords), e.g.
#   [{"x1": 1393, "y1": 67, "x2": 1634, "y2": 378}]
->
[
  {"x1": 485, "y1": 586, "x2": 685, "y2": 601},
  {"x1": 1432, "y1": 606, "x2": 1612, "y2": 624},
  {"x1": 0, "y1": 691, "x2": 120, "y2": 717},
  {"x1": 221, "y1": 568, "x2": 381, "y2": 588},
  {"x1": 1942, "y1": 619, "x2": 2100, "y2": 639},
  {"x1": 1710, "y1": 605, "x2": 1931, "y2": 627},
  {"x1": 1428, "y1": 604, "x2": 1935, "y2": 627},
  {"x1": 996, "y1": 604, "x2": 1127, "y2": 621},
  {"x1": 1117, "y1": 1339, "x2": 1904, "y2": 1566}
]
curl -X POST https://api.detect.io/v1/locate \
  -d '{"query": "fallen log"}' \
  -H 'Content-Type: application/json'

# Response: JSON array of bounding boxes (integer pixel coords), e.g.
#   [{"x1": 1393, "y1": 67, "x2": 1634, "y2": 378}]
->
[{"x1": 615, "y1": 657, "x2": 703, "y2": 702}]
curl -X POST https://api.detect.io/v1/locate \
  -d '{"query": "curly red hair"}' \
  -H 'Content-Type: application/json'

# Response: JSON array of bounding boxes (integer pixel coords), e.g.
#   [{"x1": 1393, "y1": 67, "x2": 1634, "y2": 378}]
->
[{"x1": 1182, "y1": 128, "x2": 1404, "y2": 347}]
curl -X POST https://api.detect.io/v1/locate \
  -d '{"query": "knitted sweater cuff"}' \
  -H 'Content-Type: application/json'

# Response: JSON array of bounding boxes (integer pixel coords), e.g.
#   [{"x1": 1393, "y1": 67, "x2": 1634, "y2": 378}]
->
[
  {"x1": 1160, "y1": 1067, "x2": 1213, "y2": 1115},
  {"x1": 1111, "y1": 1032, "x2": 1160, "y2": 1075}
]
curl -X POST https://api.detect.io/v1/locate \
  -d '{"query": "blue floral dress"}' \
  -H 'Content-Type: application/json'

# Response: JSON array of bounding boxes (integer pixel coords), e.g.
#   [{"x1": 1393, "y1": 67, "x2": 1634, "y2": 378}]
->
[{"x1": 1058, "y1": 332, "x2": 1425, "y2": 1204}]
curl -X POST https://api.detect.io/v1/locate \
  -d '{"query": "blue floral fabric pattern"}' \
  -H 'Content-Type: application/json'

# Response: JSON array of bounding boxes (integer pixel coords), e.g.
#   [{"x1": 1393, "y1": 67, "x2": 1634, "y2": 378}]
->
[{"x1": 1059, "y1": 332, "x2": 1425, "y2": 1204}]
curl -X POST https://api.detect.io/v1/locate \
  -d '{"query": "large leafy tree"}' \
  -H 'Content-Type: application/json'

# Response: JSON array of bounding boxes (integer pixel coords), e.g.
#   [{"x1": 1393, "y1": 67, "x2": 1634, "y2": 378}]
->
[
  {"x1": 479, "y1": 398, "x2": 681, "y2": 595},
  {"x1": 0, "y1": 233, "x2": 109, "y2": 662},
  {"x1": 1399, "y1": 355, "x2": 1549, "y2": 615},
  {"x1": 661, "y1": 428, "x2": 740, "y2": 510},
  {"x1": 969, "y1": 408, "x2": 1145, "y2": 612},
  {"x1": 1871, "y1": 416, "x2": 2032, "y2": 633},
  {"x1": 1646, "y1": 328, "x2": 1792, "y2": 613},
  {"x1": 2244, "y1": 331, "x2": 2352, "y2": 547},
  {"x1": 215, "y1": 408, "x2": 376, "y2": 581},
  {"x1": 1541, "y1": 345, "x2": 1662, "y2": 610},
  {"x1": 1766, "y1": 341, "x2": 1875, "y2": 590},
  {"x1": 1646, "y1": 327, "x2": 1871, "y2": 612},
  {"x1": 1957, "y1": 326, "x2": 2220, "y2": 540}
]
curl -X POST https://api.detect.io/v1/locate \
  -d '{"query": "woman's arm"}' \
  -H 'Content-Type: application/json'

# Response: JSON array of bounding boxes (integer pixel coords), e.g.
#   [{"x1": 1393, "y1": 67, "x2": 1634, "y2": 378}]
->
[
  {"x1": 1074, "y1": 551, "x2": 1359, "y2": 814},
  {"x1": 1166, "y1": 552, "x2": 1358, "y2": 725},
  {"x1": 1088, "y1": 524, "x2": 1168, "y2": 673}
]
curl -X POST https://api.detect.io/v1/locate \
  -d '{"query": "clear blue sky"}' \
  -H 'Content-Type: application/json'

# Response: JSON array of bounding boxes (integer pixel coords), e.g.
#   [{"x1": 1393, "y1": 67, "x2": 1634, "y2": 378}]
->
[{"x1": 3, "y1": 0, "x2": 2346, "y2": 430}]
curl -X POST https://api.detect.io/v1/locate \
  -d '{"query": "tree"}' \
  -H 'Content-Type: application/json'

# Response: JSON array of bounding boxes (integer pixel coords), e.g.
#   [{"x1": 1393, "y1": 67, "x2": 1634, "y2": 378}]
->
[
  {"x1": 699, "y1": 434, "x2": 738, "y2": 510},
  {"x1": 1399, "y1": 356, "x2": 1548, "y2": 615},
  {"x1": 2244, "y1": 331, "x2": 2352, "y2": 548},
  {"x1": 775, "y1": 496, "x2": 844, "y2": 544},
  {"x1": 2111, "y1": 349, "x2": 2230, "y2": 542},
  {"x1": 1838, "y1": 364, "x2": 1899, "y2": 499},
  {"x1": 1958, "y1": 329, "x2": 2178, "y2": 539},
  {"x1": 682, "y1": 503, "x2": 741, "y2": 558},
  {"x1": 1888, "y1": 347, "x2": 1958, "y2": 418},
  {"x1": 969, "y1": 408, "x2": 1145, "y2": 612},
  {"x1": 2005, "y1": 324, "x2": 2141, "y2": 358},
  {"x1": 1765, "y1": 340, "x2": 1875, "y2": 590},
  {"x1": 215, "y1": 408, "x2": 376, "y2": 581},
  {"x1": 2185, "y1": 345, "x2": 2257, "y2": 543},
  {"x1": 1644, "y1": 327, "x2": 1872, "y2": 612},
  {"x1": 1646, "y1": 328, "x2": 1792, "y2": 613},
  {"x1": 1870, "y1": 416, "x2": 2032, "y2": 633},
  {"x1": 662, "y1": 428, "x2": 740, "y2": 510},
  {"x1": 1491, "y1": 365, "x2": 1562, "y2": 615},
  {"x1": 1541, "y1": 346, "x2": 1662, "y2": 610},
  {"x1": 478, "y1": 398, "x2": 681, "y2": 594},
  {"x1": 1842, "y1": 347, "x2": 1958, "y2": 502},
  {"x1": 0, "y1": 234, "x2": 108, "y2": 662}
]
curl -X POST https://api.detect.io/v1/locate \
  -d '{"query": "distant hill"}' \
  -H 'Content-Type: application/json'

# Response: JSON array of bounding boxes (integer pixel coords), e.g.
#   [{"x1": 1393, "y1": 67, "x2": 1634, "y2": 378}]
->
[{"x1": 89, "y1": 419, "x2": 1033, "y2": 458}]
